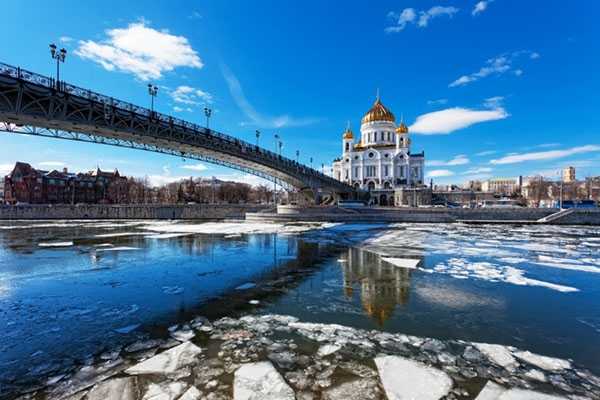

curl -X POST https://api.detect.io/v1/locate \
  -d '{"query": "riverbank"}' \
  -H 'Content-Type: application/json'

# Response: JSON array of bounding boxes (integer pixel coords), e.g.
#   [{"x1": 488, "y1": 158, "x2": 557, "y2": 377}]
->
[
  {"x1": 0, "y1": 204, "x2": 269, "y2": 220},
  {"x1": 247, "y1": 205, "x2": 600, "y2": 225}
]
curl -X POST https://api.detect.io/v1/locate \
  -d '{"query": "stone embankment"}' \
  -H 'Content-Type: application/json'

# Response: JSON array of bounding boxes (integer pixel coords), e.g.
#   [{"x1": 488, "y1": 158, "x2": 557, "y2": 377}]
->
[
  {"x1": 246, "y1": 205, "x2": 600, "y2": 225},
  {"x1": 0, "y1": 204, "x2": 270, "y2": 220}
]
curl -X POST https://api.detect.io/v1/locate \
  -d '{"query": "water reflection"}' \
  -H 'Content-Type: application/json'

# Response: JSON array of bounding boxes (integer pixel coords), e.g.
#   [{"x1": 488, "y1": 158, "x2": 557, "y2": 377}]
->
[{"x1": 341, "y1": 248, "x2": 421, "y2": 325}]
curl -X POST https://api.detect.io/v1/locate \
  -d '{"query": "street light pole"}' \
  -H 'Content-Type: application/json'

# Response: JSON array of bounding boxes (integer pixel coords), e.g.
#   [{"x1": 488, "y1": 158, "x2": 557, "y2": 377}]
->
[
  {"x1": 273, "y1": 134, "x2": 280, "y2": 205},
  {"x1": 559, "y1": 169, "x2": 564, "y2": 209},
  {"x1": 295, "y1": 150, "x2": 299, "y2": 163},
  {"x1": 147, "y1": 84, "x2": 158, "y2": 114},
  {"x1": 49, "y1": 43, "x2": 67, "y2": 90},
  {"x1": 255, "y1": 130, "x2": 260, "y2": 147},
  {"x1": 310, "y1": 157, "x2": 313, "y2": 169},
  {"x1": 204, "y1": 107, "x2": 212, "y2": 129}
]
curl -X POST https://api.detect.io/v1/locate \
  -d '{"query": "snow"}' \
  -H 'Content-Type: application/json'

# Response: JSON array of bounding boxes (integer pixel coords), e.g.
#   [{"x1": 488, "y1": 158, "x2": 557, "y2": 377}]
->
[
  {"x1": 249, "y1": 300, "x2": 260, "y2": 305},
  {"x1": 141, "y1": 221, "x2": 333, "y2": 236},
  {"x1": 513, "y1": 351, "x2": 572, "y2": 371},
  {"x1": 125, "y1": 341, "x2": 202, "y2": 375},
  {"x1": 475, "y1": 381, "x2": 505, "y2": 400},
  {"x1": 473, "y1": 343, "x2": 518, "y2": 370},
  {"x1": 38, "y1": 241, "x2": 74, "y2": 247},
  {"x1": 145, "y1": 233, "x2": 193, "y2": 239},
  {"x1": 233, "y1": 361, "x2": 295, "y2": 400},
  {"x1": 381, "y1": 257, "x2": 421, "y2": 269},
  {"x1": 374, "y1": 355, "x2": 453, "y2": 400}
]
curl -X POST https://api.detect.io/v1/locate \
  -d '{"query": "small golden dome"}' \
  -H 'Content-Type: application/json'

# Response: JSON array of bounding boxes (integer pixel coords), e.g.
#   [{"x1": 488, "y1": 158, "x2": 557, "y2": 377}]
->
[
  {"x1": 361, "y1": 97, "x2": 395, "y2": 124},
  {"x1": 343, "y1": 127, "x2": 354, "y2": 139},
  {"x1": 396, "y1": 122, "x2": 408, "y2": 134}
]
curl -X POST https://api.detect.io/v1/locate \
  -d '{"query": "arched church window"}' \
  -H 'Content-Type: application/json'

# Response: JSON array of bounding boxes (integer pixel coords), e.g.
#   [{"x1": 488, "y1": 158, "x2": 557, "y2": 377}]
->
[{"x1": 368, "y1": 152, "x2": 374, "y2": 158}]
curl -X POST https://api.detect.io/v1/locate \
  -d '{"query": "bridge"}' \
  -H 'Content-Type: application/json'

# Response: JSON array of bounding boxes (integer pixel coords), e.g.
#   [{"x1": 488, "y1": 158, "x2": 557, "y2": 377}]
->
[{"x1": 0, "y1": 62, "x2": 356, "y2": 203}]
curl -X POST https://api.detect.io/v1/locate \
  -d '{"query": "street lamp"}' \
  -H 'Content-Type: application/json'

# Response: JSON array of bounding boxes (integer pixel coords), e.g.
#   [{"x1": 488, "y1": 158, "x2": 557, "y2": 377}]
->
[
  {"x1": 255, "y1": 130, "x2": 260, "y2": 147},
  {"x1": 204, "y1": 107, "x2": 212, "y2": 129},
  {"x1": 147, "y1": 84, "x2": 158, "y2": 113},
  {"x1": 49, "y1": 43, "x2": 67, "y2": 90},
  {"x1": 295, "y1": 150, "x2": 299, "y2": 163},
  {"x1": 278, "y1": 140, "x2": 283, "y2": 156},
  {"x1": 310, "y1": 157, "x2": 313, "y2": 169}
]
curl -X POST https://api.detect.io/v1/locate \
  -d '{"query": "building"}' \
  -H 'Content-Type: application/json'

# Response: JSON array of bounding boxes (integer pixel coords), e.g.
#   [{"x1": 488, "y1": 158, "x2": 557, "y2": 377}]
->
[
  {"x1": 3, "y1": 162, "x2": 127, "y2": 205},
  {"x1": 482, "y1": 178, "x2": 518, "y2": 196},
  {"x1": 332, "y1": 96, "x2": 425, "y2": 206},
  {"x1": 563, "y1": 166, "x2": 576, "y2": 183},
  {"x1": 0, "y1": 177, "x2": 4, "y2": 204}
]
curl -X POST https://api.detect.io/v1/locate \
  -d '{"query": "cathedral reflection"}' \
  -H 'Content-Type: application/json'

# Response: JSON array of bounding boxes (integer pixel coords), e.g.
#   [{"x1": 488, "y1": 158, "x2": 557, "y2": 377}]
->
[{"x1": 340, "y1": 248, "x2": 420, "y2": 326}]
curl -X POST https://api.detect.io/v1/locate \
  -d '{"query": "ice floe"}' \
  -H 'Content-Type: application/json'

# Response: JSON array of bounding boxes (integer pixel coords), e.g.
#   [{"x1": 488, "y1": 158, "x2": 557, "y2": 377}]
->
[
  {"x1": 513, "y1": 350, "x2": 571, "y2": 371},
  {"x1": 233, "y1": 361, "x2": 295, "y2": 400},
  {"x1": 38, "y1": 241, "x2": 74, "y2": 247},
  {"x1": 95, "y1": 246, "x2": 140, "y2": 252},
  {"x1": 142, "y1": 382, "x2": 188, "y2": 400},
  {"x1": 381, "y1": 257, "x2": 421, "y2": 269},
  {"x1": 473, "y1": 343, "x2": 518, "y2": 370},
  {"x1": 86, "y1": 377, "x2": 136, "y2": 400},
  {"x1": 125, "y1": 342, "x2": 202, "y2": 375},
  {"x1": 375, "y1": 355, "x2": 453, "y2": 400},
  {"x1": 474, "y1": 381, "x2": 564, "y2": 400}
]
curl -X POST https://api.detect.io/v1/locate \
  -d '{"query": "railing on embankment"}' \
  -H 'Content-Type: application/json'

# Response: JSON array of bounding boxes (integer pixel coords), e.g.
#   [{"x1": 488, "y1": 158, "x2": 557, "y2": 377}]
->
[{"x1": 0, "y1": 204, "x2": 269, "y2": 220}]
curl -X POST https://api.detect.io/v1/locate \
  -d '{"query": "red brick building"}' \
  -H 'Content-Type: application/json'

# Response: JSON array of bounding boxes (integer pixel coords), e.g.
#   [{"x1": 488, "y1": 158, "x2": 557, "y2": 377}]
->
[{"x1": 3, "y1": 162, "x2": 128, "y2": 205}]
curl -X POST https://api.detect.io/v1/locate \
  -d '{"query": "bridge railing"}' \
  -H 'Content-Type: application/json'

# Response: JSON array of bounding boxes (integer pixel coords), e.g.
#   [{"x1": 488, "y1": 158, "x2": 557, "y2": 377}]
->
[{"x1": 0, "y1": 62, "x2": 349, "y2": 189}]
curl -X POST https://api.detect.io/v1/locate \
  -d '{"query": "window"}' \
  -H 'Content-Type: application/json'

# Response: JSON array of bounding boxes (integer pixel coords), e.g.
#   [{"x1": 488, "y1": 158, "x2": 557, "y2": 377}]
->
[
  {"x1": 368, "y1": 152, "x2": 374, "y2": 158},
  {"x1": 354, "y1": 167, "x2": 359, "y2": 177},
  {"x1": 366, "y1": 166, "x2": 377, "y2": 177},
  {"x1": 345, "y1": 143, "x2": 349, "y2": 152},
  {"x1": 384, "y1": 165, "x2": 389, "y2": 177},
  {"x1": 344, "y1": 169, "x2": 349, "y2": 179}
]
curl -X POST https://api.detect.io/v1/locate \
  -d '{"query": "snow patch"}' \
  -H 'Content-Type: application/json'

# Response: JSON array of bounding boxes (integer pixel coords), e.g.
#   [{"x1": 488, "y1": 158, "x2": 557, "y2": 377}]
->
[
  {"x1": 38, "y1": 241, "x2": 74, "y2": 247},
  {"x1": 382, "y1": 257, "x2": 421, "y2": 269},
  {"x1": 513, "y1": 351, "x2": 571, "y2": 371}
]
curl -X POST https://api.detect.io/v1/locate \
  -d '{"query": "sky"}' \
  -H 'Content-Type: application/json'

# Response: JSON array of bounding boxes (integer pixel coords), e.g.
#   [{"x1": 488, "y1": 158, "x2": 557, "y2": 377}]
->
[{"x1": 0, "y1": 0, "x2": 599, "y2": 186}]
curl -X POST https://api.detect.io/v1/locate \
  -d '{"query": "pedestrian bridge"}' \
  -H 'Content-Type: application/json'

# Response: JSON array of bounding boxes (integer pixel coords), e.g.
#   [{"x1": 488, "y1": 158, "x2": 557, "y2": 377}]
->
[{"x1": 0, "y1": 62, "x2": 355, "y2": 203}]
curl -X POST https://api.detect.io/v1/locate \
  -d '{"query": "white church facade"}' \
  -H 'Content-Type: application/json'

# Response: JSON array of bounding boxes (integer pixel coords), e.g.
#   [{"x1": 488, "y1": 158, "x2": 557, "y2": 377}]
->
[{"x1": 332, "y1": 96, "x2": 425, "y2": 205}]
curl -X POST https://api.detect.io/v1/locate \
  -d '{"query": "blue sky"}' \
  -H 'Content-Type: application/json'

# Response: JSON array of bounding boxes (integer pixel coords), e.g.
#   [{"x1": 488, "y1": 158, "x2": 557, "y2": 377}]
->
[{"x1": 0, "y1": 0, "x2": 598, "y2": 185}]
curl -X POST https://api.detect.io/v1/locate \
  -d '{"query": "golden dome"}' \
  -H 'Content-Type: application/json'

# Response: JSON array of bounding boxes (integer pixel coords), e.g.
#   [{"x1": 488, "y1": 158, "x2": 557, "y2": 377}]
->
[
  {"x1": 361, "y1": 97, "x2": 395, "y2": 124},
  {"x1": 343, "y1": 127, "x2": 354, "y2": 139},
  {"x1": 396, "y1": 122, "x2": 408, "y2": 134}
]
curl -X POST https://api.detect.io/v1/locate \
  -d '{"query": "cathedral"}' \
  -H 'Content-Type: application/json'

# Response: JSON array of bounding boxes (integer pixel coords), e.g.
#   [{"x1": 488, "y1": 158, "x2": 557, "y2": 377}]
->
[{"x1": 332, "y1": 96, "x2": 425, "y2": 205}]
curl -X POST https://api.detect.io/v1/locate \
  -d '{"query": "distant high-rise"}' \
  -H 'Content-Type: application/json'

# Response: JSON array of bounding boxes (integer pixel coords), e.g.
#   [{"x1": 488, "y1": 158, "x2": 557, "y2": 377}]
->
[{"x1": 563, "y1": 166, "x2": 576, "y2": 183}]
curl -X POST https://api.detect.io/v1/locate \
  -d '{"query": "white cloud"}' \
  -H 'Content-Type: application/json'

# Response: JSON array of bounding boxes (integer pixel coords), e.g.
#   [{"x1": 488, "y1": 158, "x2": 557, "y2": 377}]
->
[
  {"x1": 449, "y1": 51, "x2": 538, "y2": 87},
  {"x1": 418, "y1": 6, "x2": 459, "y2": 27},
  {"x1": 427, "y1": 98, "x2": 448, "y2": 106},
  {"x1": 427, "y1": 169, "x2": 455, "y2": 178},
  {"x1": 428, "y1": 154, "x2": 470, "y2": 166},
  {"x1": 38, "y1": 161, "x2": 65, "y2": 167},
  {"x1": 472, "y1": 1, "x2": 492, "y2": 16},
  {"x1": 170, "y1": 85, "x2": 213, "y2": 105},
  {"x1": 180, "y1": 163, "x2": 208, "y2": 171},
  {"x1": 188, "y1": 11, "x2": 202, "y2": 19},
  {"x1": 147, "y1": 174, "x2": 189, "y2": 187},
  {"x1": 462, "y1": 167, "x2": 492, "y2": 174},
  {"x1": 410, "y1": 107, "x2": 508, "y2": 134},
  {"x1": 386, "y1": 6, "x2": 458, "y2": 33},
  {"x1": 530, "y1": 52, "x2": 540, "y2": 59},
  {"x1": 0, "y1": 163, "x2": 14, "y2": 175},
  {"x1": 59, "y1": 36, "x2": 73, "y2": 43},
  {"x1": 476, "y1": 150, "x2": 497, "y2": 156},
  {"x1": 222, "y1": 65, "x2": 319, "y2": 128},
  {"x1": 76, "y1": 21, "x2": 203, "y2": 80},
  {"x1": 483, "y1": 96, "x2": 504, "y2": 109},
  {"x1": 491, "y1": 145, "x2": 600, "y2": 165}
]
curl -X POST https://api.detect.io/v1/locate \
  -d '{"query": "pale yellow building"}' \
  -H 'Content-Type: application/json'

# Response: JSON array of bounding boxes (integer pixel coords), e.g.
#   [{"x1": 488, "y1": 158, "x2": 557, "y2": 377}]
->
[{"x1": 563, "y1": 166, "x2": 576, "y2": 183}]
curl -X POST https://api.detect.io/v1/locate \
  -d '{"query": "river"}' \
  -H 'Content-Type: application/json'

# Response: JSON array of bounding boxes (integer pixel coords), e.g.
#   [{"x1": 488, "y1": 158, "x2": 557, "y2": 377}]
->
[{"x1": 0, "y1": 220, "x2": 599, "y2": 398}]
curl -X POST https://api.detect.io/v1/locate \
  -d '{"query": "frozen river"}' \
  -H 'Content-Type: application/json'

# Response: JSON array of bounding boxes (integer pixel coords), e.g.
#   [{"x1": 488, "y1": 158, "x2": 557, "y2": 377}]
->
[{"x1": 0, "y1": 220, "x2": 599, "y2": 398}]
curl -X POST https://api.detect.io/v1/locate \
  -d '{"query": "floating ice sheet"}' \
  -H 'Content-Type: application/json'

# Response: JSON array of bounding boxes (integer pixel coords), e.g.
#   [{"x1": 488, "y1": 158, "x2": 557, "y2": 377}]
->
[
  {"x1": 381, "y1": 257, "x2": 421, "y2": 269},
  {"x1": 233, "y1": 361, "x2": 295, "y2": 400},
  {"x1": 125, "y1": 342, "x2": 202, "y2": 375},
  {"x1": 38, "y1": 241, "x2": 74, "y2": 247}
]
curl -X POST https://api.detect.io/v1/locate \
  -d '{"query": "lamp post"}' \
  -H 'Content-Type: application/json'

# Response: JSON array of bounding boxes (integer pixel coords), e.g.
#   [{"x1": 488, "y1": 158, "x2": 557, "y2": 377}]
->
[
  {"x1": 255, "y1": 130, "x2": 260, "y2": 147},
  {"x1": 310, "y1": 157, "x2": 313, "y2": 169},
  {"x1": 278, "y1": 140, "x2": 283, "y2": 156},
  {"x1": 559, "y1": 169, "x2": 564, "y2": 209},
  {"x1": 147, "y1": 84, "x2": 158, "y2": 113},
  {"x1": 273, "y1": 134, "x2": 280, "y2": 205},
  {"x1": 295, "y1": 150, "x2": 299, "y2": 163},
  {"x1": 204, "y1": 107, "x2": 212, "y2": 129},
  {"x1": 49, "y1": 43, "x2": 67, "y2": 90}
]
